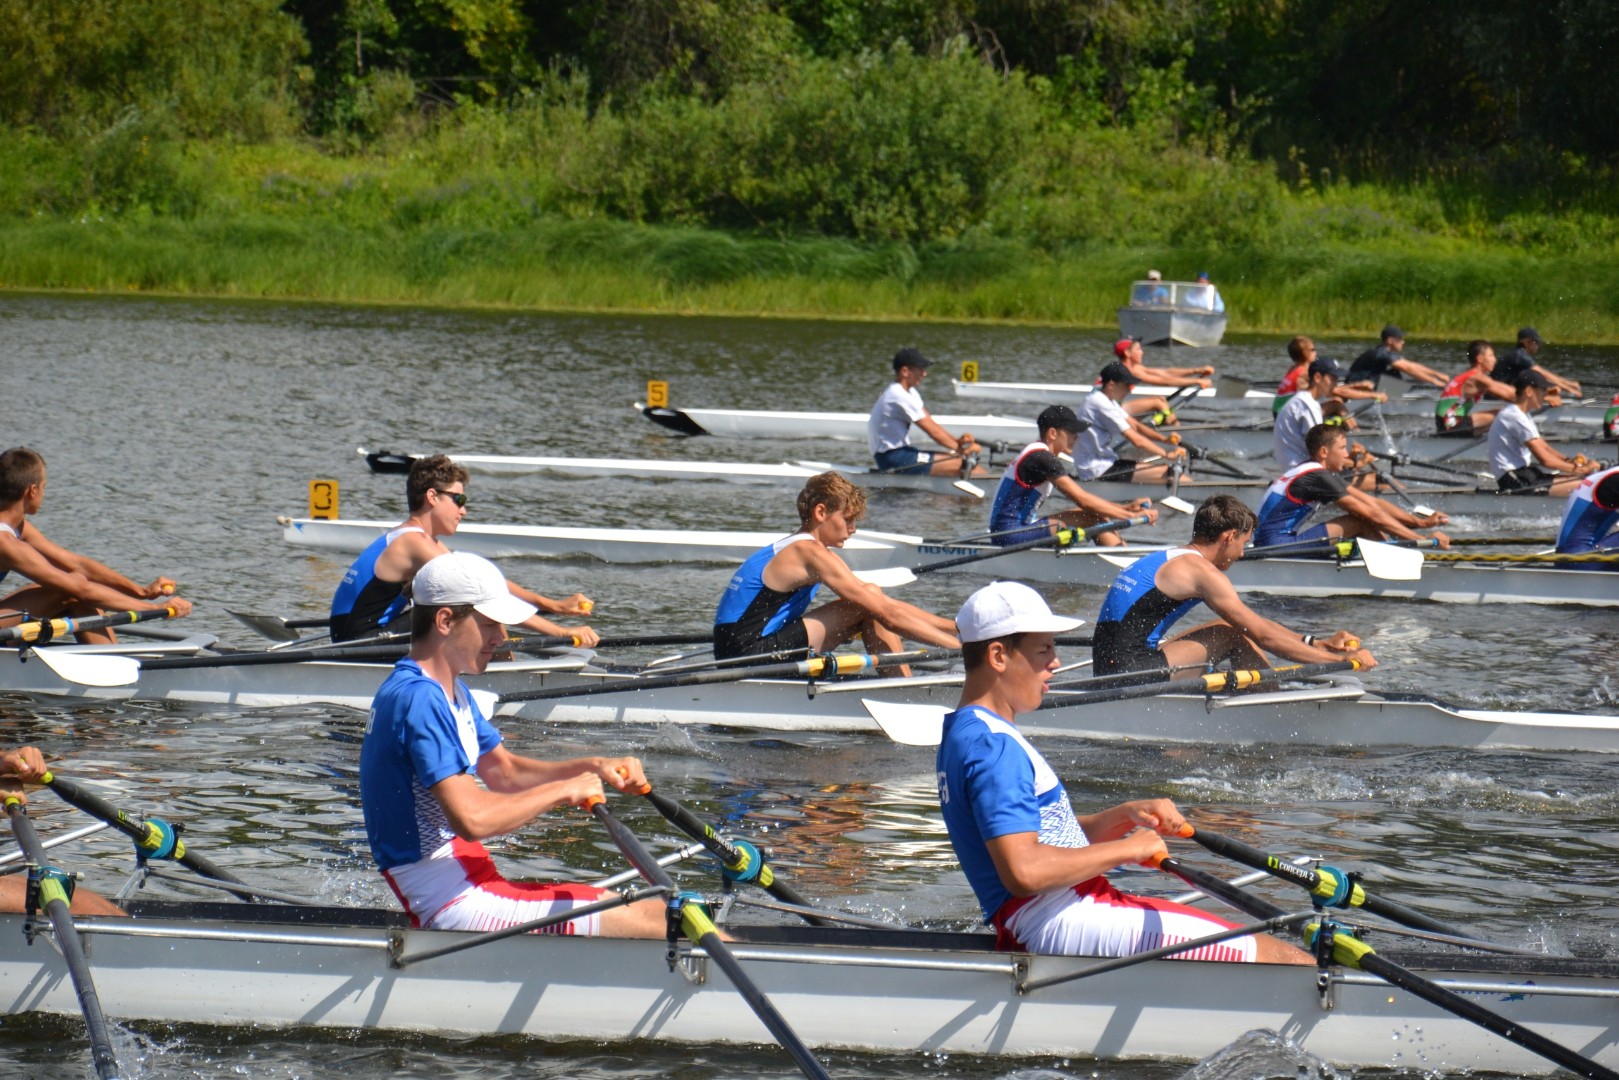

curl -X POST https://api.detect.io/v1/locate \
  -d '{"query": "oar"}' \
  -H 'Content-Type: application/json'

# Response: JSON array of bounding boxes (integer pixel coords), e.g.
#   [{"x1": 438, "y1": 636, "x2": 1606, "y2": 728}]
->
[
  {"x1": 0, "y1": 605, "x2": 182, "y2": 645},
  {"x1": 225, "y1": 610, "x2": 329, "y2": 643},
  {"x1": 637, "y1": 787, "x2": 834, "y2": 927},
  {"x1": 864, "y1": 660, "x2": 1360, "y2": 745},
  {"x1": 909, "y1": 514, "x2": 1153, "y2": 577},
  {"x1": 587, "y1": 797, "x2": 832, "y2": 1080},
  {"x1": 1241, "y1": 537, "x2": 1427, "y2": 581},
  {"x1": 1366, "y1": 447, "x2": 1491, "y2": 481},
  {"x1": 1178, "y1": 824, "x2": 1496, "y2": 943},
  {"x1": 41, "y1": 772, "x2": 265, "y2": 898},
  {"x1": 1151, "y1": 853, "x2": 1619, "y2": 1080},
  {"x1": 5, "y1": 797, "x2": 122, "y2": 1079},
  {"x1": 499, "y1": 647, "x2": 958, "y2": 705}
]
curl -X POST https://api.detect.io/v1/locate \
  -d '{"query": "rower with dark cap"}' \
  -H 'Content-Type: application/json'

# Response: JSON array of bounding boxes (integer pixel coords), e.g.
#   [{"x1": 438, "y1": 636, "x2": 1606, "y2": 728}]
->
[
  {"x1": 1091, "y1": 494, "x2": 1376, "y2": 677},
  {"x1": 936, "y1": 580, "x2": 1309, "y2": 964},
  {"x1": 1345, "y1": 324, "x2": 1447, "y2": 392},
  {"x1": 1555, "y1": 464, "x2": 1619, "y2": 565},
  {"x1": 1488, "y1": 370, "x2": 1599, "y2": 497},
  {"x1": 1496, "y1": 327, "x2": 1581, "y2": 397},
  {"x1": 1274, "y1": 354, "x2": 1351, "y2": 469},
  {"x1": 867, "y1": 348, "x2": 988, "y2": 477},
  {"x1": 1072, "y1": 362, "x2": 1188, "y2": 483},
  {"x1": 1109, "y1": 337, "x2": 1211, "y2": 419},
  {"x1": 988, "y1": 405, "x2": 1157, "y2": 548}
]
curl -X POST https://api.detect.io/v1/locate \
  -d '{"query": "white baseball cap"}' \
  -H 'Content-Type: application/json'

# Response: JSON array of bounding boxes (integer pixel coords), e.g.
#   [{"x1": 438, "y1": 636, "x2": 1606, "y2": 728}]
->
[
  {"x1": 413, "y1": 552, "x2": 537, "y2": 626},
  {"x1": 955, "y1": 581, "x2": 1084, "y2": 643}
]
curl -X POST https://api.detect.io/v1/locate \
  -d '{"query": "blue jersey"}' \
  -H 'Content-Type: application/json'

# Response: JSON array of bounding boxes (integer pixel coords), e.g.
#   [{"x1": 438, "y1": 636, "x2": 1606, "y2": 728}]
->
[
  {"x1": 1095, "y1": 548, "x2": 1201, "y2": 650},
  {"x1": 714, "y1": 533, "x2": 820, "y2": 638},
  {"x1": 937, "y1": 704, "x2": 1091, "y2": 922},
  {"x1": 1557, "y1": 466, "x2": 1619, "y2": 555},
  {"x1": 989, "y1": 442, "x2": 1065, "y2": 544},
  {"x1": 330, "y1": 525, "x2": 424, "y2": 641},
  {"x1": 360, "y1": 658, "x2": 502, "y2": 872},
  {"x1": 1254, "y1": 463, "x2": 1347, "y2": 547}
]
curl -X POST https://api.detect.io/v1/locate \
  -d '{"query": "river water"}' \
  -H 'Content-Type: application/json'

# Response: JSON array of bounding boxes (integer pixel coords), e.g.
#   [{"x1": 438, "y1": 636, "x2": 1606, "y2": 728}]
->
[{"x1": 1, "y1": 291, "x2": 1617, "y2": 1078}]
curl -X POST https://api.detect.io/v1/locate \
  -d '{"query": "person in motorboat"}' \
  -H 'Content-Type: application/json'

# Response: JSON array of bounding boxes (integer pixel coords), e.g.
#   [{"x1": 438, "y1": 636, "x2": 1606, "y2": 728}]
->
[
  {"x1": 1256, "y1": 425, "x2": 1451, "y2": 551},
  {"x1": 359, "y1": 552, "x2": 664, "y2": 937},
  {"x1": 1072, "y1": 363, "x2": 1189, "y2": 483},
  {"x1": 0, "y1": 746, "x2": 125, "y2": 915},
  {"x1": 988, "y1": 405, "x2": 1157, "y2": 548},
  {"x1": 1488, "y1": 371, "x2": 1598, "y2": 497},
  {"x1": 1555, "y1": 465, "x2": 1619, "y2": 564},
  {"x1": 329, "y1": 453, "x2": 597, "y2": 645},
  {"x1": 936, "y1": 580, "x2": 1310, "y2": 964},
  {"x1": 0, "y1": 446, "x2": 193, "y2": 644},
  {"x1": 1187, "y1": 271, "x2": 1225, "y2": 313},
  {"x1": 1434, "y1": 340, "x2": 1515, "y2": 435},
  {"x1": 1272, "y1": 336, "x2": 1385, "y2": 417},
  {"x1": 712, "y1": 471, "x2": 959, "y2": 667},
  {"x1": 1091, "y1": 494, "x2": 1377, "y2": 677},
  {"x1": 1496, "y1": 327, "x2": 1580, "y2": 397},
  {"x1": 1345, "y1": 325, "x2": 1447, "y2": 392},
  {"x1": 1131, "y1": 269, "x2": 1171, "y2": 304},
  {"x1": 867, "y1": 347, "x2": 989, "y2": 478},
  {"x1": 1109, "y1": 337, "x2": 1212, "y2": 420}
]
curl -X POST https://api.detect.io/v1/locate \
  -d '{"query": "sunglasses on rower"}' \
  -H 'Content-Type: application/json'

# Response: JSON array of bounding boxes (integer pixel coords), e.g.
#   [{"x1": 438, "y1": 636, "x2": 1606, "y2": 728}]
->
[{"x1": 434, "y1": 489, "x2": 469, "y2": 508}]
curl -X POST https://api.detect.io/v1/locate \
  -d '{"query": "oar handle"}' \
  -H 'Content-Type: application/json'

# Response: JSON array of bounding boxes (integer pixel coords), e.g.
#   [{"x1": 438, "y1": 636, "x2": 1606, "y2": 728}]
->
[
  {"x1": 915, "y1": 514, "x2": 1151, "y2": 575},
  {"x1": 0, "y1": 605, "x2": 181, "y2": 644},
  {"x1": 1035, "y1": 660, "x2": 1358, "y2": 712}
]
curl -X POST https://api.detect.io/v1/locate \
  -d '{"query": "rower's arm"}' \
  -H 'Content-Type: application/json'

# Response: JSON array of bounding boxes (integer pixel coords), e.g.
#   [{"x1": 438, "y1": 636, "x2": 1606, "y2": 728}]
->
[
  {"x1": 1120, "y1": 420, "x2": 1179, "y2": 458},
  {"x1": 1334, "y1": 490, "x2": 1430, "y2": 542},
  {"x1": 805, "y1": 546, "x2": 960, "y2": 647},
  {"x1": 18, "y1": 526, "x2": 147, "y2": 596},
  {"x1": 1478, "y1": 374, "x2": 1516, "y2": 401},
  {"x1": 1537, "y1": 366, "x2": 1582, "y2": 395},
  {"x1": 1526, "y1": 437, "x2": 1587, "y2": 474},
  {"x1": 374, "y1": 529, "x2": 448, "y2": 582},
  {"x1": 1331, "y1": 385, "x2": 1386, "y2": 403},
  {"x1": 1175, "y1": 560, "x2": 1349, "y2": 664},
  {"x1": 0, "y1": 534, "x2": 170, "y2": 613},
  {"x1": 986, "y1": 828, "x2": 1167, "y2": 896},
  {"x1": 1391, "y1": 358, "x2": 1448, "y2": 387},
  {"x1": 914, "y1": 413, "x2": 969, "y2": 454},
  {"x1": 1130, "y1": 363, "x2": 1210, "y2": 388},
  {"x1": 430, "y1": 766, "x2": 599, "y2": 842},
  {"x1": 506, "y1": 582, "x2": 597, "y2": 646},
  {"x1": 1052, "y1": 475, "x2": 1141, "y2": 520}
]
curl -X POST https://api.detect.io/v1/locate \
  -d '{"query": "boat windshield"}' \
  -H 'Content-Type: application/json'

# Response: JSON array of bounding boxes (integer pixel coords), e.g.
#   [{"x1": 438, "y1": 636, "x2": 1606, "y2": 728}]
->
[{"x1": 1128, "y1": 281, "x2": 1218, "y2": 310}]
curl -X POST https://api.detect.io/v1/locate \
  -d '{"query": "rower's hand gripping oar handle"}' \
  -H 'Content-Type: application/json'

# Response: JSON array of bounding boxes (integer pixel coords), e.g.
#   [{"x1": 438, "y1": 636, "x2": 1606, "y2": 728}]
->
[{"x1": 0, "y1": 604, "x2": 182, "y2": 645}]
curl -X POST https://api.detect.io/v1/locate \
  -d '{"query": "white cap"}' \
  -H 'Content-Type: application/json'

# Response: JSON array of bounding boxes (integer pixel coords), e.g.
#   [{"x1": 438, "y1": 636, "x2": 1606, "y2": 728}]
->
[
  {"x1": 955, "y1": 581, "x2": 1084, "y2": 643},
  {"x1": 1146, "y1": 269, "x2": 1162, "y2": 280},
  {"x1": 413, "y1": 552, "x2": 537, "y2": 626}
]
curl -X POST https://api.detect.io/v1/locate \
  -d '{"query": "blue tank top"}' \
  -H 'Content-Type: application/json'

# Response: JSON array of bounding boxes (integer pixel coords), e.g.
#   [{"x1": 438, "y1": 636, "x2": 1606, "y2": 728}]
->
[
  {"x1": 1094, "y1": 548, "x2": 1202, "y2": 652},
  {"x1": 1557, "y1": 467, "x2": 1619, "y2": 554},
  {"x1": 1254, "y1": 462, "x2": 1343, "y2": 547},
  {"x1": 989, "y1": 442, "x2": 1060, "y2": 538},
  {"x1": 330, "y1": 525, "x2": 425, "y2": 641},
  {"x1": 714, "y1": 533, "x2": 821, "y2": 638}
]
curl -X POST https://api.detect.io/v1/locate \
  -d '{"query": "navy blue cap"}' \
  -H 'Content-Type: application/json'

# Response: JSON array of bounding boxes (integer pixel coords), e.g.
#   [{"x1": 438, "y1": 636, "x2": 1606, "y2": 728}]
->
[
  {"x1": 1308, "y1": 356, "x2": 1346, "y2": 380},
  {"x1": 892, "y1": 347, "x2": 932, "y2": 372}
]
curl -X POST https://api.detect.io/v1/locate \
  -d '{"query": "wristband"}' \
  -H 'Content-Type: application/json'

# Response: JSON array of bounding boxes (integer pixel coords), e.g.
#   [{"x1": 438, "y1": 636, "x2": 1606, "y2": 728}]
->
[{"x1": 1302, "y1": 634, "x2": 1316, "y2": 647}]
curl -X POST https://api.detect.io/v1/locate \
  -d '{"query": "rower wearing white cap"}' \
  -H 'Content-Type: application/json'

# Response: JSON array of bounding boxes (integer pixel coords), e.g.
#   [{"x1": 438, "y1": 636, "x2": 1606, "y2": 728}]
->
[
  {"x1": 935, "y1": 581, "x2": 1308, "y2": 964},
  {"x1": 359, "y1": 552, "x2": 663, "y2": 937}
]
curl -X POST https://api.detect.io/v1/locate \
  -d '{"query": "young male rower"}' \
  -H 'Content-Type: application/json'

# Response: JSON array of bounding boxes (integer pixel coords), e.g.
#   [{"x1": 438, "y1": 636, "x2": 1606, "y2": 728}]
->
[
  {"x1": 1555, "y1": 465, "x2": 1619, "y2": 563},
  {"x1": 1434, "y1": 340, "x2": 1514, "y2": 435},
  {"x1": 1273, "y1": 337, "x2": 1384, "y2": 420},
  {"x1": 1072, "y1": 363, "x2": 1188, "y2": 483},
  {"x1": 1345, "y1": 324, "x2": 1446, "y2": 392},
  {"x1": 1273, "y1": 355, "x2": 1347, "y2": 470},
  {"x1": 988, "y1": 405, "x2": 1157, "y2": 548},
  {"x1": 0, "y1": 446, "x2": 193, "y2": 644},
  {"x1": 1496, "y1": 327, "x2": 1581, "y2": 397},
  {"x1": 0, "y1": 746, "x2": 125, "y2": 915},
  {"x1": 1091, "y1": 495, "x2": 1377, "y2": 676},
  {"x1": 1487, "y1": 371, "x2": 1597, "y2": 497},
  {"x1": 330, "y1": 454, "x2": 597, "y2": 645},
  {"x1": 867, "y1": 348, "x2": 987, "y2": 477},
  {"x1": 712, "y1": 471, "x2": 960, "y2": 663},
  {"x1": 936, "y1": 581, "x2": 1309, "y2": 964},
  {"x1": 359, "y1": 552, "x2": 662, "y2": 936},
  {"x1": 1256, "y1": 425, "x2": 1451, "y2": 550},
  {"x1": 1109, "y1": 338, "x2": 1208, "y2": 419}
]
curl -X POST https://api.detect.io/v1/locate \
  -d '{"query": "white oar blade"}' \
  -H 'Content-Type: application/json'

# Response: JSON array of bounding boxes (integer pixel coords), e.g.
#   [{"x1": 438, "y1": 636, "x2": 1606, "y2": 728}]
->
[
  {"x1": 30, "y1": 648, "x2": 141, "y2": 687},
  {"x1": 852, "y1": 566, "x2": 917, "y2": 588},
  {"x1": 952, "y1": 480, "x2": 986, "y2": 499},
  {"x1": 861, "y1": 698, "x2": 946, "y2": 746},
  {"x1": 1098, "y1": 552, "x2": 1141, "y2": 568},
  {"x1": 1161, "y1": 495, "x2": 1197, "y2": 514},
  {"x1": 471, "y1": 689, "x2": 500, "y2": 717},
  {"x1": 226, "y1": 609, "x2": 302, "y2": 643},
  {"x1": 1356, "y1": 539, "x2": 1425, "y2": 581}
]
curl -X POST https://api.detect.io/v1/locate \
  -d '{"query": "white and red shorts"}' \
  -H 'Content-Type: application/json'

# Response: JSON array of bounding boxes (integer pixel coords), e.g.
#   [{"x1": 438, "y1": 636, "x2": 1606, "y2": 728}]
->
[
  {"x1": 384, "y1": 839, "x2": 609, "y2": 935},
  {"x1": 994, "y1": 876, "x2": 1257, "y2": 962}
]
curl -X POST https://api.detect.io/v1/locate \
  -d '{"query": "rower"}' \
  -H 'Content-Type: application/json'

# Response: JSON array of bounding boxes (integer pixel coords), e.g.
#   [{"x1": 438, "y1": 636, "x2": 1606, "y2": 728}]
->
[
  {"x1": 1273, "y1": 336, "x2": 1385, "y2": 418},
  {"x1": 1091, "y1": 494, "x2": 1377, "y2": 676},
  {"x1": 712, "y1": 471, "x2": 959, "y2": 665},
  {"x1": 1487, "y1": 371, "x2": 1597, "y2": 497},
  {"x1": 0, "y1": 446, "x2": 193, "y2": 644},
  {"x1": 1109, "y1": 337, "x2": 1208, "y2": 419},
  {"x1": 0, "y1": 746, "x2": 124, "y2": 915},
  {"x1": 1345, "y1": 324, "x2": 1447, "y2": 392},
  {"x1": 1555, "y1": 464, "x2": 1619, "y2": 563},
  {"x1": 1273, "y1": 355, "x2": 1347, "y2": 470},
  {"x1": 329, "y1": 454, "x2": 597, "y2": 645},
  {"x1": 867, "y1": 348, "x2": 987, "y2": 477},
  {"x1": 358, "y1": 552, "x2": 663, "y2": 937},
  {"x1": 1434, "y1": 340, "x2": 1514, "y2": 435},
  {"x1": 1256, "y1": 425, "x2": 1451, "y2": 550},
  {"x1": 988, "y1": 405, "x2": 1156, "y2": 548},
  {"x1": 1072, "y1": 363, "x2": 1188, "y2": 483},
  {"x1": 1496, "y1": 327, "x2": 1581, "y2": 397},
  {"x1": 936, "y1": 581, "x2": 1309, "y2": 964}
]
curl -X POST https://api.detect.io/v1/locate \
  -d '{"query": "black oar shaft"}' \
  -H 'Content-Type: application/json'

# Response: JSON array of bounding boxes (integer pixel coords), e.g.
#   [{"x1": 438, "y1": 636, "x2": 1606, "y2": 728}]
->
[
  {"x1": 641, "y1": 790, "x2": 831, "y2": 928},
  {"x1": 588, "y1": 801, "x2": 832, "y2": 1080},
  {"x1": 916, "y1": 514, "x2": 1150, "y2": 574},
  {"x1": 0, "y1": 606, "x2": 179, "y2": 645},
  {"x1": 1186, "y1": 827, "x2": 1477, "y2": 939},
  {"x1": 6, "y1": 800, "x2": 122, "y2": 1079},
  {"x1": 1035, "y1": 661, "x2": 1357, "y2": 712}
]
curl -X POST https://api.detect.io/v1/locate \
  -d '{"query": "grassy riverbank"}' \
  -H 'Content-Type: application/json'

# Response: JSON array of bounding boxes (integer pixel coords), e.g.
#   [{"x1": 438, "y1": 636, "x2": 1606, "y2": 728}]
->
[{"x1": 6, "y1": 213, "x2": 1618, "y2": 343}]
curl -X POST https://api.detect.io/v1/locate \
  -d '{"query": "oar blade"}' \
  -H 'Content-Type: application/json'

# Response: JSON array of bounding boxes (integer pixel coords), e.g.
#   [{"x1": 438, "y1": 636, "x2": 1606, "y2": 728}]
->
[
  {"x1": 225, "y1": 609, "x2": 303, "y2": 643},
  {"x1": 30, "y1": 648, "x2": 141, "y2": 687},
  {"x1": 1355, "y1": 538, "x2": 1424, "y2": 581},
  {"x1": 852, "y1": 566, "x2": 917, "y2": 588},
  {"x1": 861, "y1": 698, "x2": 946, "y2": 746},
  {"x1": 1161, "y1": 495, "x2": 1197, "y2": 514}
]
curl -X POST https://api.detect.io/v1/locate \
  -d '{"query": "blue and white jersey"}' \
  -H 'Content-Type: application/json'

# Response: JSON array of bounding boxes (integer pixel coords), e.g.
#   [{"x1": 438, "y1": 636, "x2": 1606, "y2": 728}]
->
[
  {"x1": 989, "y1": 441, "x2": 1064, "y2": 537},
  {"x1": 937, "y1": 704, "x2": 1089, "y2": 921},
  {"x1": 714, "y1": 532, "x2": 820, "y2": 637},
  {"x1": 330, "y1": 524, "x2": 425, "y2": 640},
  {"x1": 1557, "y1": 466, "x2": 1619, "y2": 553},
  {"x1": 360, "y1": 658, "x2": 502, "y2": 874}
]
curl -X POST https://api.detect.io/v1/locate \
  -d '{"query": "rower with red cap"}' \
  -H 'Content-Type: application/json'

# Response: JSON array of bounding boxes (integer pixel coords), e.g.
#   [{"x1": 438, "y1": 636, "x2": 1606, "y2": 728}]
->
[{"x1": 1108, "y1": 337, "x2": 1214, "y2": 420}]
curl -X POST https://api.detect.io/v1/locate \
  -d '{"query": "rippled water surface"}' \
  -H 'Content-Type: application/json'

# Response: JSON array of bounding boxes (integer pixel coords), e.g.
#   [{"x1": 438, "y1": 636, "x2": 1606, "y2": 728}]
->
[{"x1": 2, "y1": 292, "x2": 1618, "y2": 1078}]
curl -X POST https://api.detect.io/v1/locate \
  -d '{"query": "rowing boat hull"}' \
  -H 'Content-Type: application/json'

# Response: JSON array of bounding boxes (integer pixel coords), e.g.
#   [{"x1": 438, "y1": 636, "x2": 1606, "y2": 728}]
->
[
  {"x1": 3, "y1": 903, "x2": 1614, "y2": 1073},
  {"x1": 638, "y1": 404, "x2": 1039, "y2": 446}
]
